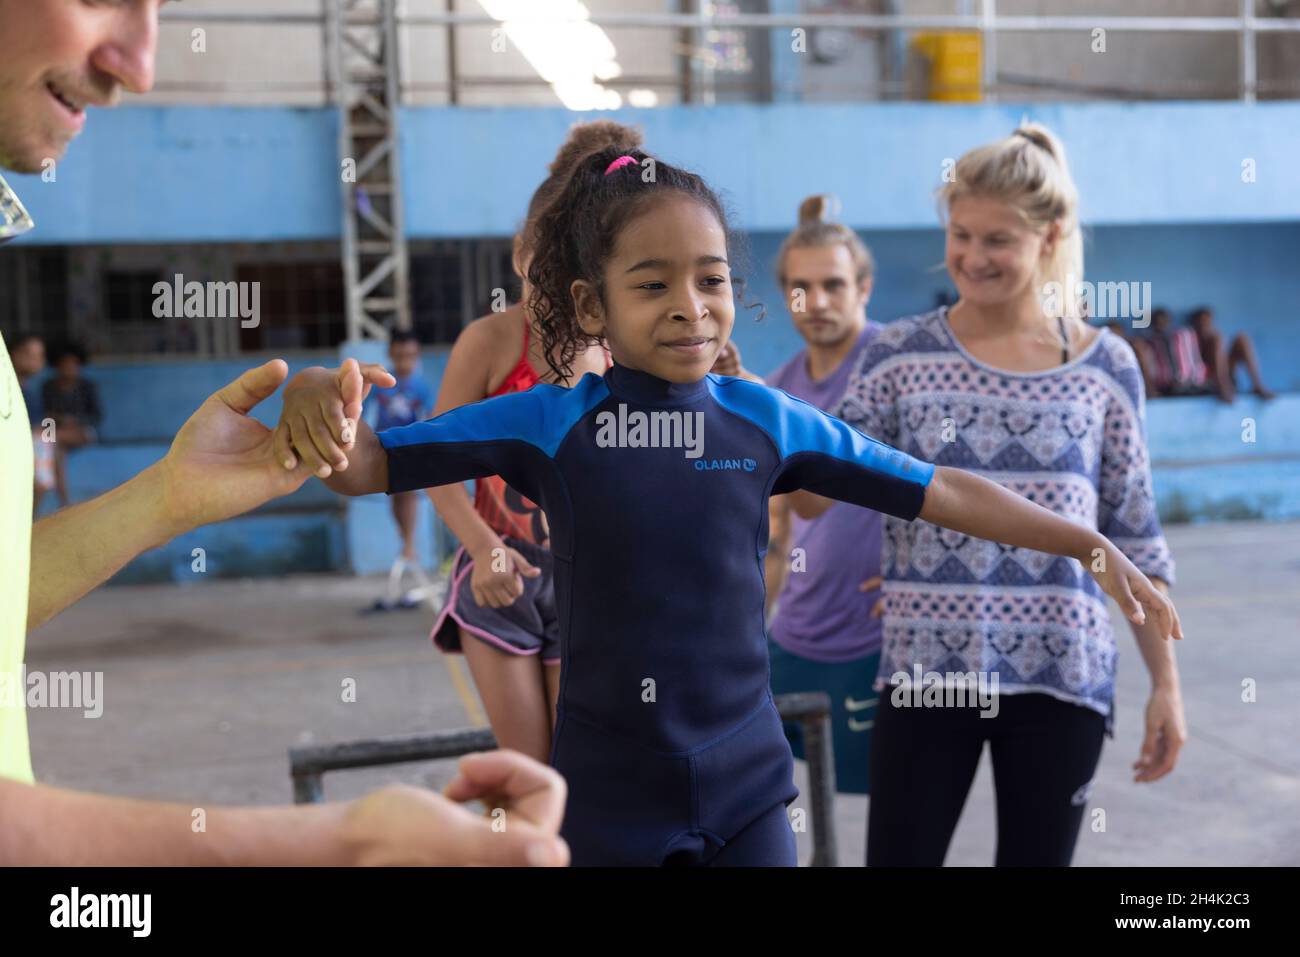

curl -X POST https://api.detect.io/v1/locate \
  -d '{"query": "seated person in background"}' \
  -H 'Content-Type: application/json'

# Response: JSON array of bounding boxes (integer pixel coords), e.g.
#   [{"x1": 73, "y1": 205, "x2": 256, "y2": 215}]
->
[
  {"x1": 1189, "y1": 306, "x2": 1275, "y2": 402},
  {"x1": 1144, "y1": 307, "x2": 1213, "y2": 400},
  {"x1": 40, "y1": 342, "x2": 101, "y2": 508}
]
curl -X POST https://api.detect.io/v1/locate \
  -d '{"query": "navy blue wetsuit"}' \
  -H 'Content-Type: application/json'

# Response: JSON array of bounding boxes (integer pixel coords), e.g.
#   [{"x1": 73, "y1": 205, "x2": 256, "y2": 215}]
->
[{"x1": 379, "y1": 362, "x2": 935, "y2": 865}]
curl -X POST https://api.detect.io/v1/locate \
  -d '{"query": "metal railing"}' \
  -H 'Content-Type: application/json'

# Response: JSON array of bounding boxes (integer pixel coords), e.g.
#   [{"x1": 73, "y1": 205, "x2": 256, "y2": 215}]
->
[
  {"x1": 155, "y1": 3, "x2": 1300, "y2": 105},
  {"x1": 289, "y1": 690, "x2": 841, "y2": 866}
]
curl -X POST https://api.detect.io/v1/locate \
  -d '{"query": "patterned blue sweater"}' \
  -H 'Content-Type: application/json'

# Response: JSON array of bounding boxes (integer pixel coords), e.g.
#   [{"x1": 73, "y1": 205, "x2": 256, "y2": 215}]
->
[{"x1": 832, "y1": 308, "x2": 1175, "y2": 730}]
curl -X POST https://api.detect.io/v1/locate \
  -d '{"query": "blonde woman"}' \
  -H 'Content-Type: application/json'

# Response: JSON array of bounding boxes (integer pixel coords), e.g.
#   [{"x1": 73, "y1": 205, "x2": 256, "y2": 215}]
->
[{"x1": 820, "y1": 124, "x2": 1185, "y2": 866}]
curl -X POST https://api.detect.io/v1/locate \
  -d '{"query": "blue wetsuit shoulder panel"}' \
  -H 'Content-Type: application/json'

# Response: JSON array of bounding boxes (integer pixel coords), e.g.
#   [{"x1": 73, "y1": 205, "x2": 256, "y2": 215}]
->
[
  {"x1": 706, "y1": 375, "x2": 934, "y2": 520},
  {"x1": 378, "y1": 372, "x2": 610, "y2": 495}
]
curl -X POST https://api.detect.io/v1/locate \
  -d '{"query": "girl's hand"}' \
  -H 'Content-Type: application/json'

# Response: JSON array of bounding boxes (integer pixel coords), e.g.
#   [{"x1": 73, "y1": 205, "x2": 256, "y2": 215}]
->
[
  {"x1": 1088, "y1": 541, "x2": 1184, "y2": 641},
  {"x1": 1134, "y1": 684, "x2": 1187, "y2": 782},
  {"x1": 274, "y1": 360, "x2": 395, "y2": 478},
  {"x1": 470, "y1": 543, "x2": 542, "y2": 608}
]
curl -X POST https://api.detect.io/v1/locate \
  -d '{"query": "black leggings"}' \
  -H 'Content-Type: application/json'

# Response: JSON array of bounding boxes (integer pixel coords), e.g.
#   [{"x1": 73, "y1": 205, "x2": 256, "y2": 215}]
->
[{"x1": 867, "y1": 690, "x2": 1106, "y2": 867}]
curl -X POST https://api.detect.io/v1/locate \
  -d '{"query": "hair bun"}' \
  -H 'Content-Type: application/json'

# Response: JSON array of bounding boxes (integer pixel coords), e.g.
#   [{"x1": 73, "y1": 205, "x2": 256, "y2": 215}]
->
[
  {"x1": 1013, "y1": 124, "x2": 1057, "y2": 159},
  {"x1": 549, "y1": 121, "x2": 644, "y2": 176},
  {"x1": 797, "y1": 194, "x2": 842, "y2": 226}
]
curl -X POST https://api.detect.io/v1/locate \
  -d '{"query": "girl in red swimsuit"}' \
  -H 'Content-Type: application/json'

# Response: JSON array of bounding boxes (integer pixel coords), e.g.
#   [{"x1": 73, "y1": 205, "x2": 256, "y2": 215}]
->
[{"x1": 425, "y1": 121, "x2": 627, "y2": 762}]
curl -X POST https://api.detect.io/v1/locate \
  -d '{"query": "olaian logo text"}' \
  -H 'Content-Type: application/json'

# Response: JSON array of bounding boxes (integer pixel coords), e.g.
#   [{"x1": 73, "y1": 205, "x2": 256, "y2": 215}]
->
[{"x1": 694, "y1": 457, "x2": 757, "y2": 472}]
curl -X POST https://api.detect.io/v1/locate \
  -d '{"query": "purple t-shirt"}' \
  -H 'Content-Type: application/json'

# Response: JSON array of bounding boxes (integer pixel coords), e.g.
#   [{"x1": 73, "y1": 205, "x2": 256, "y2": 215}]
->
[{"x1": 766, "y1": 323, "x2": 884, "y2": 663}]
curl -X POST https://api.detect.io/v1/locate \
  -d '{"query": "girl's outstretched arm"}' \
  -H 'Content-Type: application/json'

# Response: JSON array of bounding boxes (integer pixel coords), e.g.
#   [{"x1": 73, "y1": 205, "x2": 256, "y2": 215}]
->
[
  {"x1": 321, "y1": 421, "x2": 388, "y2": 496},
  {"x1": 275, "y1": 360, "x2": 558, "y2": 503},
  {"x1": 919, "y1": 466, "x2": 1183, "y2": 641}
]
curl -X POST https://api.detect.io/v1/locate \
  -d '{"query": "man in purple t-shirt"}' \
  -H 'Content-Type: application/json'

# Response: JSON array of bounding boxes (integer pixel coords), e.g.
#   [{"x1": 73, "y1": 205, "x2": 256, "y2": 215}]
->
[{"x1": 738, "y1": 197, "x2": 885, "y2": 801}]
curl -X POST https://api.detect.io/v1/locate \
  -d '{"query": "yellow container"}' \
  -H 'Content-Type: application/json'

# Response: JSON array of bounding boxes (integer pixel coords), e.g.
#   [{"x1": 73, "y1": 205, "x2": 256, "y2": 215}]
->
[{"x1": 914, "y1": 31, "x2": 982, "y2": 102}]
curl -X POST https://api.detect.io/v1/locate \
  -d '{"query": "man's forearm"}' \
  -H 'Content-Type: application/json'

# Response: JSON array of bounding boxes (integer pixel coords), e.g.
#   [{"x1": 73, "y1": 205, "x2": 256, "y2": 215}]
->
[
  {"x1": 0, "y1": 777, "x2": 352, "y2": 865},
  {"x1": 28, "y1": 463, "x2": 176, "y2": 632}
]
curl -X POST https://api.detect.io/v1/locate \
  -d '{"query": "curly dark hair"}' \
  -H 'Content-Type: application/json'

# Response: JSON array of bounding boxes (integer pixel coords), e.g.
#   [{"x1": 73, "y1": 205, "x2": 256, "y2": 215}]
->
[
  {"x1": 525, "y1": 145, "x2": 760, "y2": 383},
  {"x1": 520, "y1": 120, "x2": 644, "y2": 263}
]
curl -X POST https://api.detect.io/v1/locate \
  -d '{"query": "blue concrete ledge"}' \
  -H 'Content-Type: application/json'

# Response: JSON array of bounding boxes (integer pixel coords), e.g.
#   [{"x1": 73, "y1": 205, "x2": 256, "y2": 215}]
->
[
  {"x1": 44, "y1": 442, "x2": 340, "y2": 520},
  {"x1": 109, "y1": 512, "x2": 346, "y2": 585},
  {"x1": 1147, "y1": 394, "x2": 1300, "y2": 523},
  {"x1": 35, "y1": 345, "x2": 453, "y2": 581},
  {"x1": 34, "y1": 353, "x2": 454, "y2": 444},
  {"x1": 47, "y1": 444, "x2": 347, "y2": 583}
]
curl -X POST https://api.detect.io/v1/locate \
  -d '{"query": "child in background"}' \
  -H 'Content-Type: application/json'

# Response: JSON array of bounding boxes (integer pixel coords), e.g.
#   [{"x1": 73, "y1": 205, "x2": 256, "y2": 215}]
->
[
  {"x1": 366, "y1": 330, "x2": 436, "y2": 607},
  {"x1": 41, "y1": 342, "x2": 101, "y2": 508},
  {"x1": 273, "y1": 146, "x2": 1181, "y2": 867}
]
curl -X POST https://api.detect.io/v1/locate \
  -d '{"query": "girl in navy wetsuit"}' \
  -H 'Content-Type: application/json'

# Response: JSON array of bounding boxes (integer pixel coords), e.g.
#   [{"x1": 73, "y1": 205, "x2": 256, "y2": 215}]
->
[
  {"x1": 424, "y1": 121, "x2": 632, "y2": 768},
  {"x1": 274, "y1": 147, "x2": 1182, "y2": 867}
]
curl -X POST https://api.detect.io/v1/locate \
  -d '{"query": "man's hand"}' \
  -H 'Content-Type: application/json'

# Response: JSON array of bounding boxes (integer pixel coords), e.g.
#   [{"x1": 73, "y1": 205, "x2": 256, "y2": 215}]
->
[
  {"x1": 861, "y1": 575, "x2": 885, "y2": 618},
  {"x1": 343, "y1": 750, "x2": 569, "y2": 866},
  {"x1": 711, "y1": 341, "x2": 743, "y2": 377},
  {"x1": 155, "y1": 359, "x2": 316, "y2": 540},
  {"x1": 710, "y1": 342, "x2": 764, "y2": 383},
  {"x1": 28, "y1": 360, "x2": 327, "y2": 630},
  {"x1": 1, "y1": 749, "x2": 569, "y2": 866}
]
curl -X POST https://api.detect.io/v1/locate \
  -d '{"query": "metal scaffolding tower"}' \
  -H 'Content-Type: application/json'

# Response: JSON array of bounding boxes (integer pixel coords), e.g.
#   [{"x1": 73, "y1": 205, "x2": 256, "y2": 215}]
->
[{"x1": 327, "y1": 0, "x2": 411, "y2": 341}]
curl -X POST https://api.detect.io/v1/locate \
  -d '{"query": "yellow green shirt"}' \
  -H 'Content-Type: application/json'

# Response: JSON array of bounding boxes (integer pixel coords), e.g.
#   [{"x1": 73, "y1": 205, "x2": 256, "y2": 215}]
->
[{"x1": 0, "y1": 331, "x2": 34, "y2": 783}]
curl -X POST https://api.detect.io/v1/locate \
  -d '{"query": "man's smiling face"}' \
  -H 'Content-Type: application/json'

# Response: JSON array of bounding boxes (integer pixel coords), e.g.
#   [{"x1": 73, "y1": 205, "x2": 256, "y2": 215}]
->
[{"x1": 0, "y1": 0, "x2": 166, "y2": 173}]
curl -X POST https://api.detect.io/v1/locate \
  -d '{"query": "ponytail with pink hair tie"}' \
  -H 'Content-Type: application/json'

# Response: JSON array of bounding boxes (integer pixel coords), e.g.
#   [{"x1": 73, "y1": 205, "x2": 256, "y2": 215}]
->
[{"x1": 604, "y1": 154, "x2": 638, "y2": 176}]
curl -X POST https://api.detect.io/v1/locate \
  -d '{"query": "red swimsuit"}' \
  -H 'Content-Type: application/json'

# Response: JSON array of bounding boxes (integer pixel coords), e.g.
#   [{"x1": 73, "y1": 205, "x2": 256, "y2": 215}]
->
[{"x1": 471, "y1": 317, "x2": 609, "y2": 545}]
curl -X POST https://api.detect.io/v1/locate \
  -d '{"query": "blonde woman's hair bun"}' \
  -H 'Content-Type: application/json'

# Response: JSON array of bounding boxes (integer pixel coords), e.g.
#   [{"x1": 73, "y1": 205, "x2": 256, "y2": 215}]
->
[{"x1": 1014, "y1": 123, "x2": 1060, "y2": 161}]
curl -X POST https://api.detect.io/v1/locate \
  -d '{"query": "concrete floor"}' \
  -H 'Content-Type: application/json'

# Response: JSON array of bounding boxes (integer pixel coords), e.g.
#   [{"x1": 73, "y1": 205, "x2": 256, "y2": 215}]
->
[{"x1": 25, "y1": 520, "x2": 1300, "y2": 866}]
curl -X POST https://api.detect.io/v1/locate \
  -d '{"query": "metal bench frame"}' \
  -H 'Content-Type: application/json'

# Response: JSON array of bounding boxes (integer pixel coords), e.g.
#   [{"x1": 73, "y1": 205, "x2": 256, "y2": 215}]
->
[{"x1": 290, "y1": 690, "x2": 838, "y2": 866}]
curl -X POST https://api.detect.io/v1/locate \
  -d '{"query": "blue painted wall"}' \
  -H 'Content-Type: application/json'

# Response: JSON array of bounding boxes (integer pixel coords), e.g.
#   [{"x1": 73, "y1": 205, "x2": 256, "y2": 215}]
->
[
  {"x1": 7, "y1": 101, "x2": 1300, "y2": 244},
  {"x1": 11, "y1": 108, "x2": 341, "y2": 244}
]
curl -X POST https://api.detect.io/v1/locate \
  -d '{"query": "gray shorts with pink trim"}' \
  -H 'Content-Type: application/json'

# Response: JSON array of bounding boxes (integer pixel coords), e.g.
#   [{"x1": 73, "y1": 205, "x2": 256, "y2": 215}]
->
[{"x1": 431, "y1": 536, "x2": 560, "y2": 665}]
